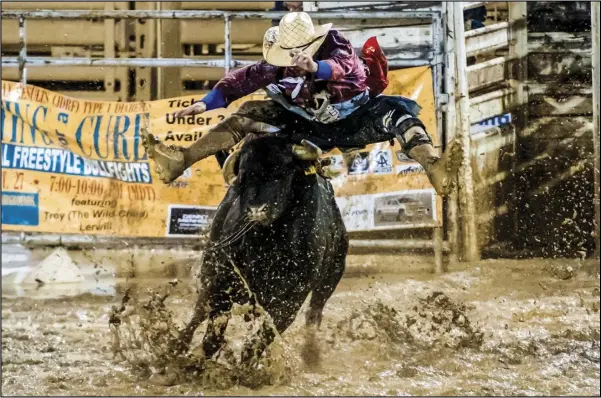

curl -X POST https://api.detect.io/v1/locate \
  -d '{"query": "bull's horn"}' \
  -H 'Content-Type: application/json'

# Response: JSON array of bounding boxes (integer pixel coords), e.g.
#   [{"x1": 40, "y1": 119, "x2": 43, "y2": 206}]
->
[
  {"x1": 292, "y1": 139, "x2": 322, "y2": 160},
  {"x1": 222, "y1": 148, "x2": 241, "y2": 186}
]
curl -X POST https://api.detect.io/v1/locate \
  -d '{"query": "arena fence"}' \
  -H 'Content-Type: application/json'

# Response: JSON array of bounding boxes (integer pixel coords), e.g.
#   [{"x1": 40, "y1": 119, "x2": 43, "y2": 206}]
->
[
  {"x1": 1, "y1": 9, "x2": 437, "y2": 82},
  {"x1": 2, "y1": 3, "x2": 599, "y2": 266},
  {"x1": 592, "y1": 2, "x2": 600, "y2": 258}
]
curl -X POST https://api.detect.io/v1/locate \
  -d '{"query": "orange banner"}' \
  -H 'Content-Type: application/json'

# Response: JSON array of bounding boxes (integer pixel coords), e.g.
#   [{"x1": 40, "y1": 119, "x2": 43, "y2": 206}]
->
[{"x1": 1, "y1": 66, "x2": 439, "y2": 236}]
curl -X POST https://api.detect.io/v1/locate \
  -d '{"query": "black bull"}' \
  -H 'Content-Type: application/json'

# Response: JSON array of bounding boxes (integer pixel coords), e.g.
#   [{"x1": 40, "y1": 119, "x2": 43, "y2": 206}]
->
[{"x1": 177, "y1": 135, "x2": 349, "y2": 363}]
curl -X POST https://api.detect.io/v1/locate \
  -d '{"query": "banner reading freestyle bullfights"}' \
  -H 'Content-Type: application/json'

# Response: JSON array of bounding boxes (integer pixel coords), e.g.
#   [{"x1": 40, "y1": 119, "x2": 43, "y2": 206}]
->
[
  {"x1": 0, "y1": 80, "x2": 264, "y2": 237},
  {"x1": 0, "y1": 66, "x2": 439, "y2": 237}
]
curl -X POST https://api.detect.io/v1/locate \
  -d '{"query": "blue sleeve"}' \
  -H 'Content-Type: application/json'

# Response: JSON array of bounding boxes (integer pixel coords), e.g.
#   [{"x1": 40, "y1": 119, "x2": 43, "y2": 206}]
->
[
  {"x1": 199, "y1": 88, "x2": 227, "y2": 111},
  {"x1": 315, "y1": 60, "x2": 332, "y2": 80}
]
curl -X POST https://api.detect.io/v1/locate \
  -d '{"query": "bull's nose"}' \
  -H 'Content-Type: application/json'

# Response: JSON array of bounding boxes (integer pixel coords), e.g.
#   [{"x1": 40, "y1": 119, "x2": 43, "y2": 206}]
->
[{"x1": 247, "y1": 204, "x2": 269, "y2": 221}]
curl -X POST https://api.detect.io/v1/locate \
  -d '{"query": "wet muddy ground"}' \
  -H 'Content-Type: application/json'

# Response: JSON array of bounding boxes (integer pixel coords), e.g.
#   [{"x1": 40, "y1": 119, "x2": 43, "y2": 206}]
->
[{"x1": 2, "y1": 258, "x2": 600, "y2": 396}]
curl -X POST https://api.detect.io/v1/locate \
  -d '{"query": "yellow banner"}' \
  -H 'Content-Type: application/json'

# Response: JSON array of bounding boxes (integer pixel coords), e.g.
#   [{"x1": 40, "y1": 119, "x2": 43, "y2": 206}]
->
[{"x1": 1, "y1": 66, "x2": 439, "y2": 237}]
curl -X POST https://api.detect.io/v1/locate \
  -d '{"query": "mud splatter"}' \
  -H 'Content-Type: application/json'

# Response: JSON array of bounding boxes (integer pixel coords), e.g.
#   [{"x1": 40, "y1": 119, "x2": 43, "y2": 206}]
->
[
  {"x1": 334, "y1": 291, "x2": 483, "y2": 351},
  {"x1": 2, "y1": 259, "x2": 599, "y2": 396},
  {"x1": 109, "y1": 281, "x2": 298, "y2": 390}
]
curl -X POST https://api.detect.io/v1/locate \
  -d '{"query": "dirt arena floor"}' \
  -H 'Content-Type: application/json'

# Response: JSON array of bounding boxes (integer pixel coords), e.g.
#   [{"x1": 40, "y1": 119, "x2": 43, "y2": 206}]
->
[{"x1": 2, "y1": 257, "x2": 599, "y2": 396}]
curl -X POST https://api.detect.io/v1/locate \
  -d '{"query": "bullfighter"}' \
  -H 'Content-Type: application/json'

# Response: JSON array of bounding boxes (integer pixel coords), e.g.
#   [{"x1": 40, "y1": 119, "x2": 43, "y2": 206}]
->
[{"x1": 143, "y1": 11, "x2": 462, "y2": 196}]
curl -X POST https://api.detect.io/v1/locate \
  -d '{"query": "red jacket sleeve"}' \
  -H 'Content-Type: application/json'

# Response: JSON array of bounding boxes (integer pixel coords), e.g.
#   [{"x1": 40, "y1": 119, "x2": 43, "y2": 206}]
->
[
  {"x1": 213, "y1": 60, "x2": 279, "y2": 104},
  {"x1": 321, "y1": 31, "x2": 359, "y2": 81}
]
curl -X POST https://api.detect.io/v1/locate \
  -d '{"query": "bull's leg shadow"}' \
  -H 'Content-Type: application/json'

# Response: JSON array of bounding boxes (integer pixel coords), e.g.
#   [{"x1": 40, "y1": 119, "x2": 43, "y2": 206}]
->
[{"x1": 300, "y1": 298, "x2": 327, "y2": 370}]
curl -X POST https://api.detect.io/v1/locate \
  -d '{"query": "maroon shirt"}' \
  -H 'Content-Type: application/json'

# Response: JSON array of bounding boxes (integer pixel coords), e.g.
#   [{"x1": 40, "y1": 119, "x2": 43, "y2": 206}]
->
[{"x1": 214, "y1": 30, "x2": 369, "y2": 108}]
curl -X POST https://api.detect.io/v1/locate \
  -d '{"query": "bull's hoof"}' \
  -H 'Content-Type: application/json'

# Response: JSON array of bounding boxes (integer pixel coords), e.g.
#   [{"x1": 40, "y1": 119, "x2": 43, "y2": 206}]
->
[
  {"x1": 237, "y1": 376, "x2": 264, "y2": 390},
  {"x1": 301, "y1": 328, "x2": 322, "y2": 371},
  {"x1": 240, "y1": 338, "x2": 265, "y2": 366},
  {"x1": 148, "y1": 372, "x2": 178, "y2": 386},
  {"x1": 168, "y1": 335, "x2": 191, "y2": 356}
]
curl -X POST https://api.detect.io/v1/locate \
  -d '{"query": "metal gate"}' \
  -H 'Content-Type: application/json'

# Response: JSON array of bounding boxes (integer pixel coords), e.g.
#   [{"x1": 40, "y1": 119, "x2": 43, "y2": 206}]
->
[{"x1": 3, "y1": 3, "x2": 599, "y2": 265}]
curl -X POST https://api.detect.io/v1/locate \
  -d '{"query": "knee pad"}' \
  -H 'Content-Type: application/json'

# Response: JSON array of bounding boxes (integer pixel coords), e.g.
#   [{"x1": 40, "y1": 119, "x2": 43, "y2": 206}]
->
[{"x1": 393, "y1": 123, "x2": 433, "y2": 153}]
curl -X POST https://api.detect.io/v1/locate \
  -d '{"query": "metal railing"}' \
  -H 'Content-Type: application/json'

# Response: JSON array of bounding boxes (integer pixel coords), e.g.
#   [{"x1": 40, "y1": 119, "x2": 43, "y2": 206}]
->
[
  {"x1": 591, "y1": 2, "x2": 600, "y2": 257},
  {"x1": 1, "y1": 9, "x2": 441, "y2": 83},
  {"x1": 0, "y1": 6, "x2": 450, "y2": 272}
]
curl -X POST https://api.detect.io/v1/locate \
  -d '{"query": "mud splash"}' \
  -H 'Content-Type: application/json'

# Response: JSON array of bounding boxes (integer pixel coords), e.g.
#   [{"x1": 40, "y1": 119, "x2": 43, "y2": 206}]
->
[
  {"x1": 335, "y1": 291, "x2": 483, "y2": 351},
  {"x1": 2, "y1": 258, "x2": 599, "y2": 396},
  {"x1": 109, "y1": 281, "x2": 299, "y2": 390},
  {"x1": 110, "y1": 285, "x2": 486, "y2": 390}
]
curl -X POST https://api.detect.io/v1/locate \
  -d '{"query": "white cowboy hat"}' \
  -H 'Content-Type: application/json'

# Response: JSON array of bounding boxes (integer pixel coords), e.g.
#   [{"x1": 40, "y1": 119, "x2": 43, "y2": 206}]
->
[{"x1": 262, "y1": 12, "x2": 333, "y2": 67}]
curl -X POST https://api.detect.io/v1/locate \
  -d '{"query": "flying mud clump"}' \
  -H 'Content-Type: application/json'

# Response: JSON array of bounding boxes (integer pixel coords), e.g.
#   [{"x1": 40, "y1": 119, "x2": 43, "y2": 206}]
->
[{"x1": 335, "y1": 291, "x2": 484, "y2": 351}]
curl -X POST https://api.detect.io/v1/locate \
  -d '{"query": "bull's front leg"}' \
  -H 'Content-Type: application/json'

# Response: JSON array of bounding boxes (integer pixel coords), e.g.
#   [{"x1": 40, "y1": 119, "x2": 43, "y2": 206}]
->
[
  {"x1": 173, "y1": 289, "x2": 210, "y2": 354},
  {"x1": 172, "y1": 250, "x2": 219, "y2": 355},
  {"x1": 199, "y1": 272, "x2": 238, "y2": 360},
  {"x1": 240, "y1": 305, "x2": 298, "y2": 367},
  {"x1": 201, "y1": 312, "x2": 231, "y2": 359},
  {"x1": 240, "y1": 315, "x2": 277, "y2": 365},
  {"x1": 174, "y1": 246, "x2": 230, "y2": 356}
]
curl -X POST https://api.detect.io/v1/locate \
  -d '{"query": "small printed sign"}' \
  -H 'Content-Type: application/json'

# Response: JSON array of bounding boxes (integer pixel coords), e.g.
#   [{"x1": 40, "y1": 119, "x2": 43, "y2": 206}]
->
[
  {"x1": 1, "y1": 191, "x2": 39, "y2": 226},
  {"x1": 371, "y1": 149, "x2": 393, "y2": 175},
  {"x1": 396, "y1": 163, "x2": 425, "y2": 176},
  {"x1": 347, "y1": 152, "x2": 370, "y2": 175},
  {"x1": 373, "y1": 189, "x2": 436, "y2": 227},
  {"x1": 166, "y1": 205, "x2": 216, "y2": 236},
  {"x1": 335, "y1": 195, "x2": 372, "y2": 231},
  {"x1": 471, "y1": 113, "x2": 512, "y2": 134}
]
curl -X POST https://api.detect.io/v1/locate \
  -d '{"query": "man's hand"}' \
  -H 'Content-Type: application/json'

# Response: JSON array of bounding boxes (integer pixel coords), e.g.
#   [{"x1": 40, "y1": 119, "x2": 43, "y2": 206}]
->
[
  {"x1": 290, "y1": 49, "x2": 318, "y2": 73},
  {"x1": 174, "y1": 101, "x2": 207, "y2": 118}
]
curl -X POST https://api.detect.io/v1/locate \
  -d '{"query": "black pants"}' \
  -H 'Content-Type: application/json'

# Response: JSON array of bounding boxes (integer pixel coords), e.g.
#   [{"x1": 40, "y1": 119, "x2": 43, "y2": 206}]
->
[{"x1": 227, "y1": 95, "x2": 433, "y2": 153}]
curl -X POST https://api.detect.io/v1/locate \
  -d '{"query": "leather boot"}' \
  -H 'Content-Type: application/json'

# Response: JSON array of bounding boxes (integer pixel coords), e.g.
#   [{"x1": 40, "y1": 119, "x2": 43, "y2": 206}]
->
[
  {"x1": 141, "y1": 117, "x2": 242, "y2": 184},
  {"x1": 408, "y1": 138, "x2": 462, "y2": 197},
  {"x1": 141, "y1": 127, "x2": 186, "y2": 184}
]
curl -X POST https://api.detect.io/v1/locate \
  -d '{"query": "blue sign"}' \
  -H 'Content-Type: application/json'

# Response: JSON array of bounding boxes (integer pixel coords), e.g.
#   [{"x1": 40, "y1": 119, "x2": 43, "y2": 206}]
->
[
  {"x1": 1, "y1": 191, "x2": 40, "y2": 226},
  {"x1": 471, "y1": 113, "x2": 512, "y2": 134}
]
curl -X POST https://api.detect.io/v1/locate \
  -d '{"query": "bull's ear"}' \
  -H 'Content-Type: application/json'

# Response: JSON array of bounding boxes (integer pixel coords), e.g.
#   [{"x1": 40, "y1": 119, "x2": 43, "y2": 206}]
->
[
  {"x1": 292, "y1": 139, "x2": 322, "y2": 160},
  {"x1": 222, "y1": 149, "x2": 241, "y2": 186}
]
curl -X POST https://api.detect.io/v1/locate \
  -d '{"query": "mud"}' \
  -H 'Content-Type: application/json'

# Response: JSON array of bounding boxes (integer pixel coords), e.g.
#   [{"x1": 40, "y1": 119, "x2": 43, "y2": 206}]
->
[{"x1": 2, "y1": 258, "x2": 600, "y2": 396}]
